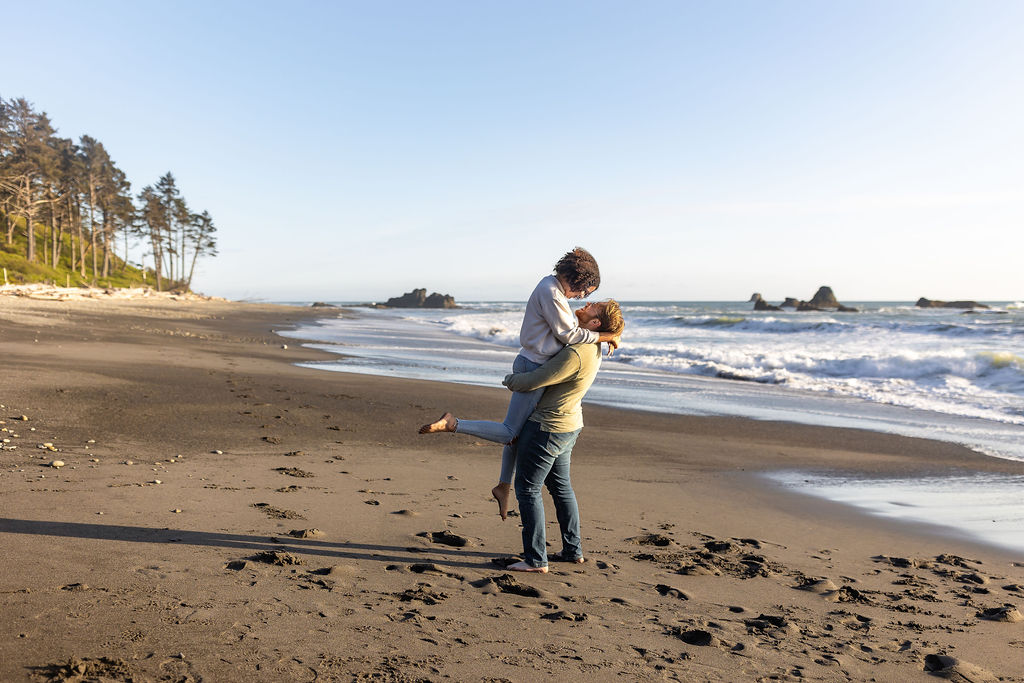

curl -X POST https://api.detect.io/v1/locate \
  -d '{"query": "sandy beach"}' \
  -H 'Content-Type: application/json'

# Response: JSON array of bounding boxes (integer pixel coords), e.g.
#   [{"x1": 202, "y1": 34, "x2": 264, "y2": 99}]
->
[{"x1": 2, "y1": 297, "x2": 1023, "y2": 682}]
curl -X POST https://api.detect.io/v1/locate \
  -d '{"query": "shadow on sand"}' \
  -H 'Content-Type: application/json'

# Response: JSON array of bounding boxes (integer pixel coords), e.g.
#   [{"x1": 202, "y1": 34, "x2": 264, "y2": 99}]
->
[{"x1": 0, "y1": 517, "x2": 514, "y2": 571}]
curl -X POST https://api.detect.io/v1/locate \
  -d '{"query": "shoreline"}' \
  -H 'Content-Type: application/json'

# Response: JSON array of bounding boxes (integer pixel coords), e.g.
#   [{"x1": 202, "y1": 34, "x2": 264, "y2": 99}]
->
[{"x1": 3, "y1": 297, "x2": 1024, "y2": 681}]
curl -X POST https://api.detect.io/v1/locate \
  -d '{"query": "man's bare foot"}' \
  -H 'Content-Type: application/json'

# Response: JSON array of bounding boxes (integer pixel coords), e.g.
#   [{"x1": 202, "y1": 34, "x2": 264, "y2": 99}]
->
[
  {"x1": 491, "y1": 482, "x2": 512, "y2": 521},
  {"x1": 507, "y1": 561, "x2": 548, "y2": 573},
  {"x1": 418, "y1": 412, "x2": 456, "y2": 434}
]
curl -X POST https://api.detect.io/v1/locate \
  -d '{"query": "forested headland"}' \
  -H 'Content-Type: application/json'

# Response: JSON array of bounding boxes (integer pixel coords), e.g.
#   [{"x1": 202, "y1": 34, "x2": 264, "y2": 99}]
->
[{"x1": 1, "y1": 96, "x2": 217, "y2": 292}]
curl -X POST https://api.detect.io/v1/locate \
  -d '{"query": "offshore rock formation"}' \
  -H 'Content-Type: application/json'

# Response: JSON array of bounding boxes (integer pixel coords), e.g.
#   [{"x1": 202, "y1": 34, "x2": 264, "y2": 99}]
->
[
  {"x1": 749, "y1": 293, "x2": 782, "y2": 311},
  {"x1": 916, "y1": 298, "x2": 989, "y2": 310},
  {"x1": 382, "y1": 288, "x2": 457, "y2": 309},
  {"x1": 751, "y1": 286, "x2": 858, "y2": 313}
]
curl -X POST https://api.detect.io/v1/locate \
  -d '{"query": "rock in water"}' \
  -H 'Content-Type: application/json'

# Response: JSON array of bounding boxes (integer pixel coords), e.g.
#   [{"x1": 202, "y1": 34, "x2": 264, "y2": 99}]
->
[
  {"x1": 750, "y1": 293, "x2": 782, "y2": 311},
  {"x1": 808, "y1": 286, "x2": 839, "y2": 308},
  {"x1": 916, "y1": 297, "x2": 990, "y2": 309},
  {"x1": 382, "y1": 288, "x2": 456, "y2": 308}
]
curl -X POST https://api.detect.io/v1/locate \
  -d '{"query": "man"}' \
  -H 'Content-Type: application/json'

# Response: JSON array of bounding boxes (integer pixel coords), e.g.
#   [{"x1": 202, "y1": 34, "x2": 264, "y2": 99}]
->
[{"x1": 501, "y1": 299, "x2": 625, "y2": 573}]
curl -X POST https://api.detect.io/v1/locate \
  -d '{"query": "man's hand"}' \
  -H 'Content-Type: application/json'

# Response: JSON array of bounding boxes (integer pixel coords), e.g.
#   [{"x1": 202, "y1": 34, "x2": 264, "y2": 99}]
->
[{"x1": 605, "y1": 335, "x2": 620, "y2": 357}]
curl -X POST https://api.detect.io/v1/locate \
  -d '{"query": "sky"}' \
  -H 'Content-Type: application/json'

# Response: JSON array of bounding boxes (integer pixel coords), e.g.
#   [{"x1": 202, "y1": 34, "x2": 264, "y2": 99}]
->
[{"x1": 3, "y1": 0, "x2": 1023, "y2": 302}]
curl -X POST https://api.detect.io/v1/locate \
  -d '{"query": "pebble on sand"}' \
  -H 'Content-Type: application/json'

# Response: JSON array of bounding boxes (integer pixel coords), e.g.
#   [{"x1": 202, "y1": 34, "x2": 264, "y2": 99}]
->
[{"x1": 49, "y1": 460, "x2": 65, "y2": 468}]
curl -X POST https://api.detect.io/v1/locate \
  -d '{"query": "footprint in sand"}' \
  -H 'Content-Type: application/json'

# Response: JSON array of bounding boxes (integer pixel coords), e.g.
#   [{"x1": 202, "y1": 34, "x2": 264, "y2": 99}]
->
[
  {"x1": 417, "y1": 530, "x2": 471, "y2": 547},
  {"x1": 654, "y1": 584, "x2": 690, "y2": 601},
  {"x1": 275, "y1": 467, "x2": 314, "y2": 478},
  {"x1": 396, "y1": 583, "x2": 448, "y2": 605}
]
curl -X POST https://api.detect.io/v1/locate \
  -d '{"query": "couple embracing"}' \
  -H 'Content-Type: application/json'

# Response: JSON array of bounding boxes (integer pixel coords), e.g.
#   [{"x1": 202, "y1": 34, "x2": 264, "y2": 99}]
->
[{"x1": 419, "y1": 247, "x2": 624, "y2": 573}]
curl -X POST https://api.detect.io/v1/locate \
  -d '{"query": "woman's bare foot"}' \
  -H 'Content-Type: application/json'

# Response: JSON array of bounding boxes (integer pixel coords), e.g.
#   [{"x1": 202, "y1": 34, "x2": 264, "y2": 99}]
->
[
  {"x1": 491, "y1": 482, "x2": 512, "y2": 520},
  {"x1": 419, "y1": 412, "x2": 456, "y2": 434},
  {"x1": 507, "y1": 561, "x2": 548, "y2": 573}
]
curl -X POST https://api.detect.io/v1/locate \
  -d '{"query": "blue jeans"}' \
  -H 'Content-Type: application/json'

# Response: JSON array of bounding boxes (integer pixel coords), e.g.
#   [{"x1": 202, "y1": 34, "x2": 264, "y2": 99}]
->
[
  {"x1": 455, "y1": 353, "x2": 544, "y2": 483},
  {"x1": 514, "y1": 420, "x2": 582, "y2": 568}
]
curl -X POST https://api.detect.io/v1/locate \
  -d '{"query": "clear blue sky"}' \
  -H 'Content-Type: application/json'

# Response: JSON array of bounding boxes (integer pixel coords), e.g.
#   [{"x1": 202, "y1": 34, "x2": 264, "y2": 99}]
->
[{"x1": 5, "y1": 0, "x2": 1022, "y2": 301}]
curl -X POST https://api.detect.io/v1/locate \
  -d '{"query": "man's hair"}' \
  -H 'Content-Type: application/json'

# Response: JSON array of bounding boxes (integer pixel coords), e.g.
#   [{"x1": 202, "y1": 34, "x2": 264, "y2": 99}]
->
[
  {"x1": 554, "y1": 247, "x2": 601, "y2": 294},
  {"x1": 596, "y1": 299, "x2": 624, "y2": 336}
]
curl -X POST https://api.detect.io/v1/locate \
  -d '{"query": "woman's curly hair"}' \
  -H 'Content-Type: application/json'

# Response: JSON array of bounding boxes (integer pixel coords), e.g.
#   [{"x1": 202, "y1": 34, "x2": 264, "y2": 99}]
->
[{"x1": 554, "y1": 247, "x2": 601, "y2": 295}]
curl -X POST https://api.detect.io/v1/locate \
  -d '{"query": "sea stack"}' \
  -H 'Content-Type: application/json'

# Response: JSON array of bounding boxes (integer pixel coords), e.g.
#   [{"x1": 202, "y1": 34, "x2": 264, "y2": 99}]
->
[{"x1": 382, "y1": 288, "x2": 457, "y2": 309}]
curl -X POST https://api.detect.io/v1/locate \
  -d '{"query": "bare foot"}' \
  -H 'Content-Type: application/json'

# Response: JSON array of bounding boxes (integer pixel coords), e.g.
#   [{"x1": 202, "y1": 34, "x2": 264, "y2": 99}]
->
[
  {"x1": 507, "y1": 561, "x2": 548, "y2": 573},
  {"x1": 419, "y1": 412, "x2": 456, "y2": 434},
  {"x1": 491, "y1": 482, "x2": 512, "y2": 521}
]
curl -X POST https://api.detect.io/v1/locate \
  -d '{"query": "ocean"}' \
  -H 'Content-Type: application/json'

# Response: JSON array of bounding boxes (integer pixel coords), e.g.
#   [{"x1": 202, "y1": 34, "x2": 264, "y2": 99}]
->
[{"x1": 279, "y1": 299, "x2": 1024, "y2": 552}]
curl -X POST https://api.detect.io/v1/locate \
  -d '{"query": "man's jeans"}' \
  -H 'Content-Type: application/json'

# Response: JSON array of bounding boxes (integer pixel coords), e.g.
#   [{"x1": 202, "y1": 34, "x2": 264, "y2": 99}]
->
[
  {"x1": 455, "y1": 353, "x2": 544, "y2": 483},
  {"x1": 514, "y1": 420, "x2": 582, "y2": 568}
]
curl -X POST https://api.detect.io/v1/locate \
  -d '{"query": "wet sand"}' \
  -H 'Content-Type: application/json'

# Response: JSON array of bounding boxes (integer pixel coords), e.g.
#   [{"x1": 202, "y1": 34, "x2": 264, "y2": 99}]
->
[{"x1": 2, "y1": 296, "x2": 1023, "y2": 682}]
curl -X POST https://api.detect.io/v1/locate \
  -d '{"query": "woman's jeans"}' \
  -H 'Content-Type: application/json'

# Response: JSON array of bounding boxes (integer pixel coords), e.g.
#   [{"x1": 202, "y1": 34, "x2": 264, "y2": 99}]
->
[
  {"x1": 514, "y1": 420, "x2": 582, "y2": 568},
  {"x1": 455, "y1": 353, "x2": 544, "y2": 483}
]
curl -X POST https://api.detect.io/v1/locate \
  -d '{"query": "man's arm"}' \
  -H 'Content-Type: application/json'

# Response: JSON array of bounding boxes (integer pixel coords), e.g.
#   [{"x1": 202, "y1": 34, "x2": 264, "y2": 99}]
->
[{"x1": 503, "y1": 346, "x2": 582, "y2": 393}]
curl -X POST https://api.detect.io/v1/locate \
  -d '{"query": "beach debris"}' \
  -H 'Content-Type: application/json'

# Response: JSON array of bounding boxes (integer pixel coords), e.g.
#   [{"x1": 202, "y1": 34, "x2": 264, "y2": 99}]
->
[
  {"x1": 396, "y1": 583, "x2": 448, "y2": 604},
  {"x1": 124, "y1": 460, "x2": 134, "y2": 465},
  {"x1": 417, "y1": 530, "x2": 470, "y2": 547},
  {"x1": 172, "y1": 508, "x2": 182, "y2": 513},
  {"x1": 288, "y1": 528, "x2": 324, "y2": 538},
  {"x1": 37, "y1": 442, "x2": 57, "y2": 451},
  {"x1": 152, "y1": 479, "x2": 162, "y2": 485},
  {"x1": 48, "y1": 460, "x2": 65, "y2": 469},
  {"x1": 274, "y1": 467, "x2": 314, "y2": 478},
  {"x1": 250, "y1": 550, "x2": 304, "y2": 566},
  {"x1": 212, "y1": 449, "x2": 223, "y2": 454},
  {"x1": 251, "y1": 502, "x2": 305, "y2": 520},
  {"x1": 977, "y1": 605, "x2": 1023, "y2": 622},
  {"x1": 626, "y1": 533, "x2": 675, "y2": 547},
  {"x1": 37, "y1": 657, "x2": 137, "y2": 682},
  {"x1": 542, "y1": 610, "x2": 588, "y2": 622}
]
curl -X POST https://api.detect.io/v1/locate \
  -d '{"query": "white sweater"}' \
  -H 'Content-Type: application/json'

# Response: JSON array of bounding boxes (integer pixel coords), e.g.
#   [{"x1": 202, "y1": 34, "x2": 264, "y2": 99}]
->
[{"x1": 518, "y1": 275, "x2": 599, "y2": 363}]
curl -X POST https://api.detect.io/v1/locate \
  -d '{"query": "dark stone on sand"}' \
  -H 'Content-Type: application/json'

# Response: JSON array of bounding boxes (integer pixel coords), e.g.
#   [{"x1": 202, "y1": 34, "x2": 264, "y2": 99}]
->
[
  {"x1": 381, "y1": 288, "x2": 457, "y2": 309},
  {"x1": 917, "y1": 298, "x2": 989, "y2": 310}
]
